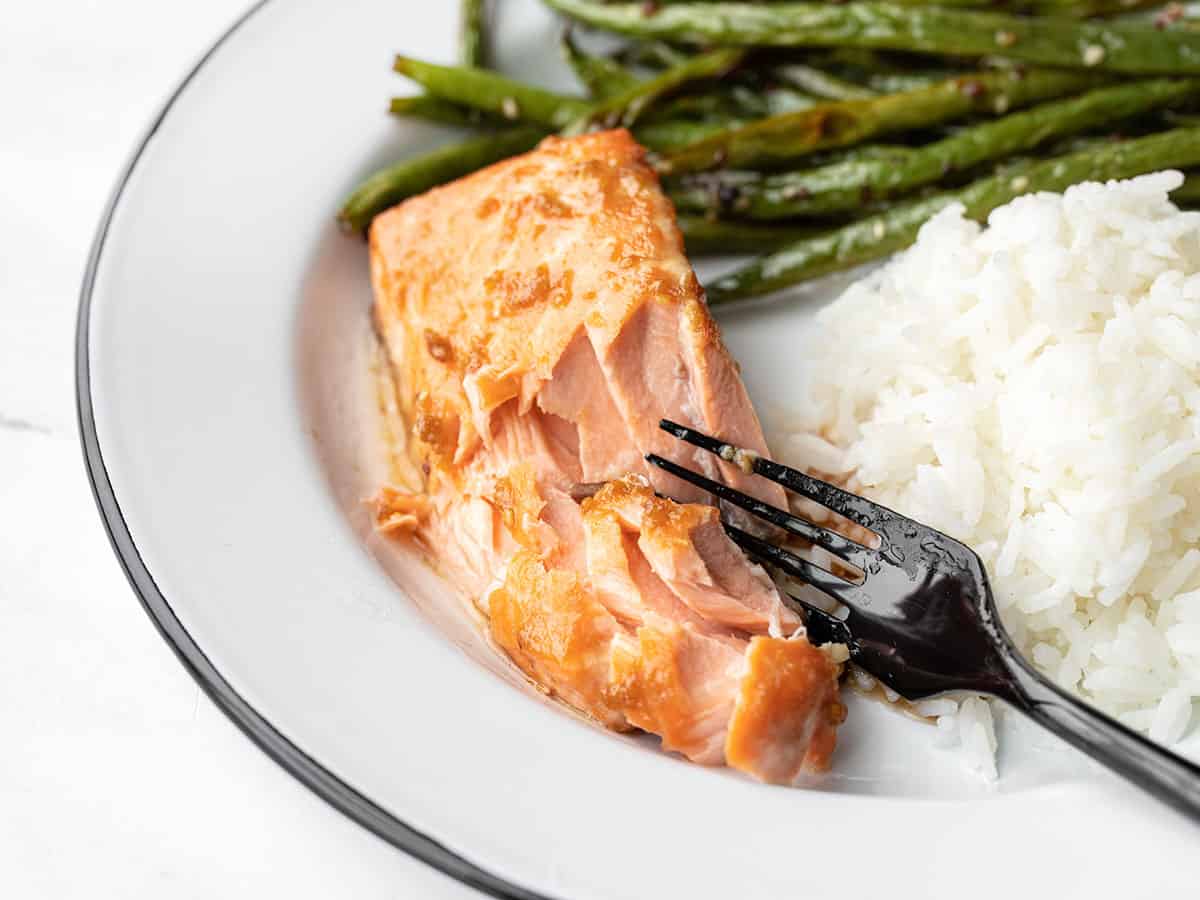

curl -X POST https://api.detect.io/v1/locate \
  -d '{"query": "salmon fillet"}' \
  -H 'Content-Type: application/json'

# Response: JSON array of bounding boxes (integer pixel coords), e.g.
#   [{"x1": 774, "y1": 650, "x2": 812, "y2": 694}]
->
[{"x1": 369, "y1": 130, "x2": 843, "y2": 784}]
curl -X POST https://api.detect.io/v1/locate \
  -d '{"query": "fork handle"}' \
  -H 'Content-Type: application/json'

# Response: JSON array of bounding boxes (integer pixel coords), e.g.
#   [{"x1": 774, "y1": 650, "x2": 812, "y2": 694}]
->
[{"x1": 1000, "y1": 655, "x2": 1200, "y2": 822}]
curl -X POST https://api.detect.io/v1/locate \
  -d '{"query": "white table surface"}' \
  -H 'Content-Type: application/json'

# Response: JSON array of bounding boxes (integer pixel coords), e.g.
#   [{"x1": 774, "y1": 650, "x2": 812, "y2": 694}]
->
[{"x1": 1, "y1": 2, "x2": 477, "y2": 896}]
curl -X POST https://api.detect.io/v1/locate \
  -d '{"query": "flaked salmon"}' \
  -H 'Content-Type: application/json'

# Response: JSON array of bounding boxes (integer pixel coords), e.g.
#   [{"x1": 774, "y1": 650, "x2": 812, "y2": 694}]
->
[{"x1": 369, "y1": 130, "x2": 843, "y2": 784}]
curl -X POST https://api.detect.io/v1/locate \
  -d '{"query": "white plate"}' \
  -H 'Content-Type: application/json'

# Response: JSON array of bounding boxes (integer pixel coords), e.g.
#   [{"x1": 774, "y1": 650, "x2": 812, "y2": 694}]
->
[{"x1": 78, "y1": 1, "x2": 1199, "y2": 896}]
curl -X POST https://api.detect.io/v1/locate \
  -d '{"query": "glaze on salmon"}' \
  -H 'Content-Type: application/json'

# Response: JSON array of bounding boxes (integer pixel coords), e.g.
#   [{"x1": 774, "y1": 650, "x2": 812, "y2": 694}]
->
[{"x1": 369, "y1": 130, "x2": 842, "y2": 784}]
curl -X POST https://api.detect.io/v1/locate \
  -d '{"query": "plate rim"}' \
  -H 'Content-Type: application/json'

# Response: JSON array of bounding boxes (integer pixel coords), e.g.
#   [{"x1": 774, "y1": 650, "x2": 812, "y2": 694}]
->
[
  {"x1": 73, "y1": 2, "x2": 553, "y2": 897},
  {"x1": 73, "y1": 1, "x2": 1200, "y2": 892}
]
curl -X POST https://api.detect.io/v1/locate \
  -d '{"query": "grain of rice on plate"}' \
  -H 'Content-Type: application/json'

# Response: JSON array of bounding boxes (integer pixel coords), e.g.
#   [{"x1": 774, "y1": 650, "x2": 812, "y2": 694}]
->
[{"x1": 777, "y1": 171, "x2": 1200, "y2": 778}]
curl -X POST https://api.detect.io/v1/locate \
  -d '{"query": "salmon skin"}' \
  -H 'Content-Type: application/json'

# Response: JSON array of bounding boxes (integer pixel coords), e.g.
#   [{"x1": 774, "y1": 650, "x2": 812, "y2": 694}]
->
[{"x1": 369, "y1": 130, "x2": 843, "y2": 784}]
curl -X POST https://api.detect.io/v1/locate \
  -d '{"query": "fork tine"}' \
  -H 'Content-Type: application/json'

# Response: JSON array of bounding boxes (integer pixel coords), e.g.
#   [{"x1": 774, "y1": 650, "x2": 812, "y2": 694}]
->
[
  {"x1": 782, "y1": 593, "x2": 855, "y2": 648},
  {"x1": 723, "y1": 527, "x2": 854, "y2": 647},
  {"x1": 723, "y1": 523, "x2": 868, "y2": 610},
  {"x1": 659, "y1": 419, "x2": 898, "y2": 532},
  {"x1": 646, "y1": 453, "x2": 874, "y2": 569}
]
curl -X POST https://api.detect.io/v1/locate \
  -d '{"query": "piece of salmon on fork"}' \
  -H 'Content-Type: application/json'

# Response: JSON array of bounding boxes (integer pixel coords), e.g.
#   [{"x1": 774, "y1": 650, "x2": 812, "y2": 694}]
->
[{"x1": 369, "y1": 129, "x2": 845, "y2": 784}]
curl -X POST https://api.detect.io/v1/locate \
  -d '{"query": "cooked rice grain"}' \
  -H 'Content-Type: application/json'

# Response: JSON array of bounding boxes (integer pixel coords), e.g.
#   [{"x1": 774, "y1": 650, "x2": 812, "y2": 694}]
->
[{"x1": 781, "y1": 172, "x2": 1200, "y2": 774}]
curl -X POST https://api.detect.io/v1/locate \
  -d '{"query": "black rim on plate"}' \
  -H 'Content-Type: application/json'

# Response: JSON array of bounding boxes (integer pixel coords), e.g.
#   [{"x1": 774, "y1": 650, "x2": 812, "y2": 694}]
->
[{"x1": 74, "y1": 3, "x2": 555, "y2": 898}]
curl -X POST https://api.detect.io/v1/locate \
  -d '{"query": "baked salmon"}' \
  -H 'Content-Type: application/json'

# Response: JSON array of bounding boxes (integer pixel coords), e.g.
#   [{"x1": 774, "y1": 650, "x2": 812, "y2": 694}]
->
[{"x1": 369, "y1": 130, "x2": 843, "y2": 784}]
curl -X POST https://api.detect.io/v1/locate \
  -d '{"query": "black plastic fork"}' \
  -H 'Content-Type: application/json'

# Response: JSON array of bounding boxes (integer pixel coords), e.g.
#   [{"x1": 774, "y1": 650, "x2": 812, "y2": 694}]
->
[{"x1": 649, "y1": 419, "x2": 1200, "y2": 823}]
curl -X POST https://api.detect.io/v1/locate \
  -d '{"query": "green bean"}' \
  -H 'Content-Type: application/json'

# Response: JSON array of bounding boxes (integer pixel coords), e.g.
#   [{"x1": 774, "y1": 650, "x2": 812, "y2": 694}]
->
[
  {"x1": 389, "y1": 52, "x2": 753, "y2": 151},
  {"x1": 393, "y1": 56, "x2": 589, "y2": 128},
  {"x1": 343, "y1": 112, "x2": 738, "y2": 231},
  {"x1": 670, "y1": 79, "x2": 1200, "y2": 219},
  {"x1": 563, "y1": 47, "x2": 746, "y2": 133},
  {"x1": 622, "y1": 0, "x2": 1161, "y2": 11},
  {"x1": 542, "y1": 1, "x2": 1200, "y2": 74},
  {"x1": 678, "y1": 216, "x2": 826, "y2": 255},
  {"x1": 827, "y1": 0, "x2": 1166, "y2": 15},
  {"x1": 338, "y1": 128, "x2": 545, "y2": 234},
  {"x1": 634, "y1": 119, "x2": 744, "y2": 151},
  {"x1": 394, "y1": 52, "x2": 743, "y2": 139},
  {"x1": 772, "y1": 64, "x2": 877, "y2": 101},
  {"x1": 863, "y1": 71, "x2": 950, "y2": 93},
  {"x1": 1171, "y1": 172, "x2": 1200, "y2": 206},
  {"x1": 388, "y1": 95, "x2": 494, "y2": 127},
  {"x1": 1165, "y1": 110, "x2": 1200, "y2": 127},
  {"x1": 662, "y1": 68, "x2": 1098, "y2": 173},
  {"x1": 763, "y1": 84, "x2": 819, "y2": 115},
  {"x1": 647, "y1": 81, "x2": 781, "y2": 121},
  {"x1": 461, "y1": 0, "x2": 488, "y2": 68},
  {"x1": 705, "y1": 125, "x2": 1200, "y2": 304},
  {"x1": 1046, "y1": 0, "x2": 1164, "y2": 15},
  {"x1": 793, "y1": 52, "x2": 960, "y2": 94},
  {"x1": 561, "y1": 30, "x2": 640, "y2": 99},
  {"x1": 616, "y1": 41, "x2": 691, "y2": 71},
  {"x1": 648, "y1": 92, "x2": 751, "y2": 122}
]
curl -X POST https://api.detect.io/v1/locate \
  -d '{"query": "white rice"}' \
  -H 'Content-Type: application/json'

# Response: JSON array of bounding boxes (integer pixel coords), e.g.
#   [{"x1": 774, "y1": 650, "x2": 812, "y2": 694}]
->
[{"x1": 778, "y1": 172, "x2": 1200, "y2": 776}]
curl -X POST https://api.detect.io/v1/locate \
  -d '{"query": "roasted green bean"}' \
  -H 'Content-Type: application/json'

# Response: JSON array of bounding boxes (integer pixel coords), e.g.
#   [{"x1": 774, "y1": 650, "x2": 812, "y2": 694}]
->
[
  {"x1": 705, "y1": 126, "x2": 1200, "y2": 303},
  {"x1": 543, "y1": 1, "x2": 1200, "y2": 74},
  {"x1": 561, "y1": 30, "x2": 641, "y2": 99},
  {"x1": 388, "y1": 95, "x2": 494, "y2": 127},
  {"x1": 670, "y1": 79, "x2": 1199, "y2": 218},
  {"x1": 393, "y1": 55, "x2": 590, "y2": 128},
  {"x1": 338, "y1": 128, "x2": 545, "y2": 234},
  {"x1": 679, "y1": 216, "x2": 826, "y2": 255},
  {"x1": 461, "y1": 0, "x2": 488, "y2": 68},
  {"x1": 564, "y1": 47, "x2": 746, "y2": 133},
  {"x1": 662, "y1": 68, "x2": 1098, "y2": 173}
]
